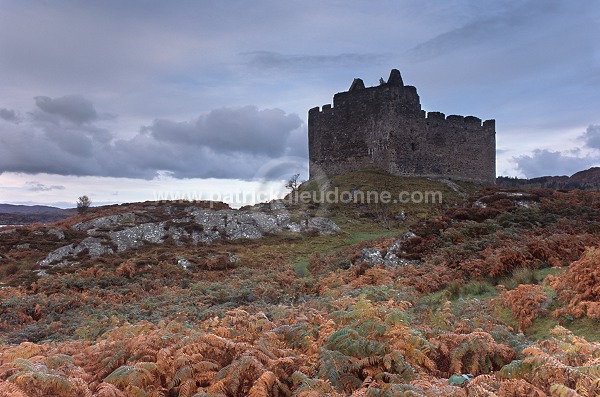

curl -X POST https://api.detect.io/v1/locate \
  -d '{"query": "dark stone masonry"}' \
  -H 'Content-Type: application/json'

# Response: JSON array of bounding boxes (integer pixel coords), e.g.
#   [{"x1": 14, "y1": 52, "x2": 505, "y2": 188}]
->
[{"x1": 308, "y1": 69, "x2": 496, "y2": 184}]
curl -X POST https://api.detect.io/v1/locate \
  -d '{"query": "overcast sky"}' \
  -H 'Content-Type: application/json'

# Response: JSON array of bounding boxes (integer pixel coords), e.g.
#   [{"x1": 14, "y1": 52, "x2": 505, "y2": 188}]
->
[{"x1": 1, "y1": 0, "x2": 599, "y2": 207}]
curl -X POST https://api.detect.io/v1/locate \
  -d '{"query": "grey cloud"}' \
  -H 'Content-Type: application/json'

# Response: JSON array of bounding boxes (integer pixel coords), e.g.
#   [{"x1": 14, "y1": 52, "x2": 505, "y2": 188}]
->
[
  {"x1": 0, "y1": 108, "x2": 18, "y2": 123},
  {"x1": 34, "y1": 95, "x2": 98, "y2": 124},
  {"x1": 513, "y1": 149, "x2": 599, "y2": 178},
  {"x1": 0, "y1": 97, "x2": 307, "y2": 180},
  {"x1": 146, "y1": 106, "x2": 302, "y2": 156},
  {"x1": 24, "y1": 95, "x2": 113, "y2": 157},
  {"x1": 26, "y1": 182, "x2": 66, "y2": 192},
  {"x1": 0, "y1": 122, "x2": 105, "y2": 176},
  {"x1": 582, "y1": 124, "x2": 600, "y2": 150},
  {"x1": 104, "y1": 133, "x2": 284, "y2": 180},
  {"x1": 283, "y1": 126, "x2": 308, "y2": 158},
  {"x1": 44, "y1": 125, "x2": 94, "y2": 157}
]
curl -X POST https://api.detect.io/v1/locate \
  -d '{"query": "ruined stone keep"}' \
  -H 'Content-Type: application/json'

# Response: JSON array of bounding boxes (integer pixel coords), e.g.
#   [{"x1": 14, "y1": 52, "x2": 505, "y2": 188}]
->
[{"x1": 308, "y1": 69, "x2": 496, "y2": 184}]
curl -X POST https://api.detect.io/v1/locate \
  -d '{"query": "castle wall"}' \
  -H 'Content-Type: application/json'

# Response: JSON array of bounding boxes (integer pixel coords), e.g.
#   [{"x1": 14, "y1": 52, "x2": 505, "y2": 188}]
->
[{"x1": 308, "y1": 69, "x2": 496, "y2": 184}]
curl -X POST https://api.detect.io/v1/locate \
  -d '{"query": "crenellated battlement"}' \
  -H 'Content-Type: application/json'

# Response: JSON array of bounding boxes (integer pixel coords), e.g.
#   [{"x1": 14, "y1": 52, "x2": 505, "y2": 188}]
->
[{"x1": 308, "y1": 69, "x2": 496, "y2": 184}]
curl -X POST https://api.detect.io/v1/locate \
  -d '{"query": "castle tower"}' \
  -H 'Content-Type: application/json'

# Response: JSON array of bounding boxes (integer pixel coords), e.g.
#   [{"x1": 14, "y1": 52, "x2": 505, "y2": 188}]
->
[{"x1": 308, "y1": 69, "x2": 496, "y2": 184}]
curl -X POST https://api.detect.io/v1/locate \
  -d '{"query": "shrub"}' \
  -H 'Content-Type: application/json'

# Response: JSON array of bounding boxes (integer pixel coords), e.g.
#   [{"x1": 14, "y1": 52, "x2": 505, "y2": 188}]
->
[
  {"x1": 500, "y1": 284, "x2": 549, "y2": 331},
  {"x1": 551, "y1": 247, "x2": 600, "y2": 319},
  {"x1": 76, "y1": 195, "x2": 92, "y2": 214}
]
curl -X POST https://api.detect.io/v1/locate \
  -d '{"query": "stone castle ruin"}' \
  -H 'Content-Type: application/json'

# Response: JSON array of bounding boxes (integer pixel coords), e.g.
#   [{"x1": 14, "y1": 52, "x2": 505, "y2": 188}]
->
[{"x1": 308, "y1": 69, "x2": 496, "y2": 184}]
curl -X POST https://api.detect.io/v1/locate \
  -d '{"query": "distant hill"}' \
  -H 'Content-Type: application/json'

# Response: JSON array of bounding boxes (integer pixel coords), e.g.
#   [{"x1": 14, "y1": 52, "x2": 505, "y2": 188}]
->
[
  {"x1": 0, "y1": 204, "x2": 73, "y2": 214},
  {"x1": 570, "y1": 167, "x2": 600, "y2": 185},
  {"x1": 497, "y1": 167, "x2": 600, "y2": 190},
  {"x1": 0, "y1": 204, "x2": 76, "y2": 225}
]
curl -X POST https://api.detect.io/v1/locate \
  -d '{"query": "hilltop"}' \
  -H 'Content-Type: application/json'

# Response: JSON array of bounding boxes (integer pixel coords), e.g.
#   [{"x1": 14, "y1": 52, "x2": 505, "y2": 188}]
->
[
  {"x1": 497, "y1": 166, "x2": 600, "y2": 191},
  {"x1": 0, "y1": 171, "x2": 599, "y2": 396},
  {"x1": 0, "y1": 204, "x2": 76, "y2": 225}
]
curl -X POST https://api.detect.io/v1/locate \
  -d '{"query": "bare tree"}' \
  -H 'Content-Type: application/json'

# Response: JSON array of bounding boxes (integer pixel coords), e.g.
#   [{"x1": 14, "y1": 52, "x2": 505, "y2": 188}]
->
[
  {"x1": 77, "y1": 195, "x2": 92, "y2": 214},
  {"x1": 285, "y1": 174, "x2": 301, "y2": 194}
]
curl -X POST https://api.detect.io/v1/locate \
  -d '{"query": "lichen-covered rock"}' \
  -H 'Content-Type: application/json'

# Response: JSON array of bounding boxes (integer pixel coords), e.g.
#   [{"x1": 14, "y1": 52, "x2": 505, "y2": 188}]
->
[
  {"x1": 38, "y1": 237, "x2": 113, "y2": 266},
  {"x1": 47, "y1": 228, "x2": 65, "y2": 240},
  {"x1": 188, "y1": 208, "x2": 293, "y2": 242},
  {"x1": 72, "y1": 212, "x2": 139, "y2": 233},
  {"x1": 37, "y1": 202, "x2": 339, "y2": 266},
  {"x1": 383, "y1": 252, "x2": 401, "y2": 267},
  {"x1": 176, "y1": 257, "x2": 191, "y2": 271},
  {"x1": 78, "y1": 237, "x2": 113, "y2": 257},
  {"x1": 359, "y1": 248, "x2": 412, "y2": 268},
  {"x1": 305, "y1": 217, "x2": 340, "y2": 235},
  {"x1": 356, "y1": 233, "x2": 419, "y2": 268},
  {"x1": 109, "y1": 222, "x2": 167, "y2": 252},
  {"x1": 392, "y1": 232, "x2": 418, "y2": 255},
  {"x1": 359, "y1": 248, "x2": 385, "y2": 267},
  {"x1": 39, "y1": 244, "x2": 75, "y2": 266}
]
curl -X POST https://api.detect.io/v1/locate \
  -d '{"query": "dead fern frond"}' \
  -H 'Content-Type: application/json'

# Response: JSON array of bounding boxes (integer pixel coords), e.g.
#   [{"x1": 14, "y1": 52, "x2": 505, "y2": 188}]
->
[
  {"x1": 177, "y1": 378, "x2": 198, "y2": 397},
  {"x1": 0, "y1": 381, "x2": 29, "y2": 397},
  {"x1": 290, "y1": 370, "x2": 344, "y2": 397},
  {"x1": 549, "y1": 384, "x2": 580, "y2": 397},
  {"x1": 317, "y1": 348, "x2": 361, "y2": 393},
  {"x1": 81, "y1": 341, "x2": 129, "y2": 381},
  {"x1": 95, "y1": 382, "x2": 126, "y2": 397},
  {"x1": 247, "y1": 371, "x2": 290, "y2": 397},
  {"x1": 123, "y1": 385, "x2": 149, "y2": 397},
  {"x1": 497, "y1": 379, "x2": 547, "y2": 397},
  {"x1": 434, "y1": 331, "x2": 514, "y2": 376},
  {"x1": 500, "y1": 284, "x2": 548, "y2": 331},
  {"x1": 8, "y1": 358, "x2": 73, "y2": 396},
  {"x1": 69, "y1": 377, "x2": 93, "y2": 397},
  {"x1": 105, "y1": 361, "x2": 158, "y2": 390},
  {"x1": 0, "y1": 343, "x2": 44, "y2": 364},
  {"x1": 208, "y1": 355, "x2": 266, "y2": 396},
  {"x1": 45, "y1": 354, "x2": 75, "y2": 370}
]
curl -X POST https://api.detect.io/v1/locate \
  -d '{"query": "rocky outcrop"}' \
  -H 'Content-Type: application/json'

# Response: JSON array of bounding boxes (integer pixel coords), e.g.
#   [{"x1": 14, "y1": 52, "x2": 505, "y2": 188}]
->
[
  {"x1": 355, "y1": 232, "x2": 419, "y2": 269},
  {"x1": 109, "y1": 222, "x2": 168, "y2": 252},
  {"x1": 38, "y1": 202, "x2": 340, "y2": 267},
  {"x1": 38, "y1": 237, "x2": 113, "y2": 266}
]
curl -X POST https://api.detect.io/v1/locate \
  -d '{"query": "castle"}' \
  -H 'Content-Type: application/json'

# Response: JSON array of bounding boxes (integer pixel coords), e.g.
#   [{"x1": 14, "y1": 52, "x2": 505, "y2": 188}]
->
[{"x1": 308, "y1": 69, "x2": 496, "y2": 184}]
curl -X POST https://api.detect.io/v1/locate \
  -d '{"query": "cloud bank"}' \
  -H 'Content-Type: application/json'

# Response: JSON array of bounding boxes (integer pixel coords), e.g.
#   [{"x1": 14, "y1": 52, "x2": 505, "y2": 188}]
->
[
  {"x1": 26, "y1": 181, "x2": 66, "y2": 192},
  {"x1": 0, "y1": 96, "x2": 306, "y2": 180},
  {"x1": 513, "y1": 125, "x2": 600, "y2": 178}
]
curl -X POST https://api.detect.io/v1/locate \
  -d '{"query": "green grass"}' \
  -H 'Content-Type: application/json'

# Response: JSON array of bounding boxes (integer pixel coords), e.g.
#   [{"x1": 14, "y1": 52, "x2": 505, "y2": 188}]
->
[
  {"x1": 277, "y1": 170, "x2": 481, "y2": 278},
  {"x1": 288, "y1": 227, "x2": 397, "y2": 277},
  {"x1": 458, "y1": 280, "x2": 497, "y2": 298},
  {"x1": 565, "y1": 318, "x2": 600, "y2": 342},
  {"x1": 296, "y1": 170, "x2": 476, "y2": 219},
  {"x1": 525, "y1": 315, "x2": 600, "y2": 342},
  {"x1": 491, "y1": 268, "x2": 599, "y2": 342},
  {"x1": 418, "y1": 289, "x2": 451, "y2": 308},
  {"x1": 292, "y1": 258, "x2": 310, "y2": 277},
  {"x1": 243, "y1": 171, "x2": 444, "y2": 276},
  {"x1": 534, "y1": 267, "x2": 564, "y2": 281},
  {"x1": 495, "y1": 266, "x2": 563, "y2": 290}
]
